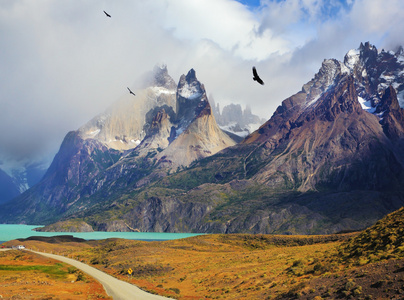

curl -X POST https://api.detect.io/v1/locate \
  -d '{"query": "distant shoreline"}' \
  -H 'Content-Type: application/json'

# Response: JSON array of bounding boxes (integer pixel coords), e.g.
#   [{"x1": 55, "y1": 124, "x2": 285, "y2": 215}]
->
[{"x1": 0, "y1": 224, "x2": 204, "y2": 243}]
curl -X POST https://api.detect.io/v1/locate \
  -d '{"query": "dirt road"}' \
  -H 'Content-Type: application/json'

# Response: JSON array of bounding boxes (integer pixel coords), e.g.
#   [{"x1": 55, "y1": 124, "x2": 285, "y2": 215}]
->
[{"x1": 27, "y1": 250, "x2": 171, "y2": 300}]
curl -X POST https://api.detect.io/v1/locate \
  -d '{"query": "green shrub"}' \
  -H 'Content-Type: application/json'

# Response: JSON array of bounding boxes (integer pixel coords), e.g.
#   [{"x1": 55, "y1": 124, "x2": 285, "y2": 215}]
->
[
  {"x1": 169, "y1": 287, "x2": 180, "y2": 294},
  {"x1": 67, "y1": 266, "x2": 78, "y2": 274},
  {"x1": 76, "y1": 272, "x2": 85, "y2": 281},
  {"x1": 353, "y1": 286, "x2": 362, "y2": 296}
]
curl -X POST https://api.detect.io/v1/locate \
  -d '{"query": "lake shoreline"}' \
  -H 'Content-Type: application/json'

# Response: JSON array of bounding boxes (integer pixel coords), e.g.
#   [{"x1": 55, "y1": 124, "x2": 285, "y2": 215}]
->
[{"x1": 0, "y1": 224, "x2": 204, "y2": 243}]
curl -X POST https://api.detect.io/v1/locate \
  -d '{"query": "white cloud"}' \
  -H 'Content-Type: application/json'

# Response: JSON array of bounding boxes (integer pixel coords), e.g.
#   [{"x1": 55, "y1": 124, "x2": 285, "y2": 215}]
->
[{"x1": 159, "y1": 0, "x2": 291, "y2": 60}]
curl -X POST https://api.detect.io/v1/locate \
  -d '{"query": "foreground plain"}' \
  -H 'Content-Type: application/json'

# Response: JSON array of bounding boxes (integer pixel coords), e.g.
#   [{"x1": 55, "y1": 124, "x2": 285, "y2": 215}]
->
[
  {"x1": 0, "y1": 249, "x2": 111, "y2": 299},
  {"x1": 2, "y1": 207, "x2": 404, "y2": 299}
]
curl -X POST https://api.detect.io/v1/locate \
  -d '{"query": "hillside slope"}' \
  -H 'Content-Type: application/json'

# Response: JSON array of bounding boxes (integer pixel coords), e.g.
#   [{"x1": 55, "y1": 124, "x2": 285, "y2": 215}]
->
[
  {"x1": 0, "y1": 67, "x2": 237, "y2": 225},
  {"x1": 2, "y1": 43, "x2": 404, "y2": 235}
]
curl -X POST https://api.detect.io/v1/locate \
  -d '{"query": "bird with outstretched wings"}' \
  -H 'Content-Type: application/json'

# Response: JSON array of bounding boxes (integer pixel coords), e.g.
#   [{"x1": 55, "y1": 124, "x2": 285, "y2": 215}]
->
[
  {"x1": 103, "y1": 10, "x2": 111, "y2": 17},
  {"x1": 252, "y1": 66, "x2": 264, "y2": 85},
  {"x1": 127, "y1": 87, "x2": 136, "y2": 96}
]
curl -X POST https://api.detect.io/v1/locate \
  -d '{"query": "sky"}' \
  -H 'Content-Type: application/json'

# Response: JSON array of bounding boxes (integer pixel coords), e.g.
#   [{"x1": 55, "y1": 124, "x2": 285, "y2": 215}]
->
[{"x1": 1, "y1": 0, "x2": 404, "y2": 170}]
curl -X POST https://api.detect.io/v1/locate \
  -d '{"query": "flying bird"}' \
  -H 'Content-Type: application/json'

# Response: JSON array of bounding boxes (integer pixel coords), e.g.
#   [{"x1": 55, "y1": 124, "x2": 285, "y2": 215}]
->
[
  {"x1": 252, "y1": 66, "x2": 264, "y2": 85},
  {"x1": 103, "y1": 10, "x2": 111, "y2": 17},
  {"x1": 127, "y1": 87, "x2": 136, "y2": 96}
]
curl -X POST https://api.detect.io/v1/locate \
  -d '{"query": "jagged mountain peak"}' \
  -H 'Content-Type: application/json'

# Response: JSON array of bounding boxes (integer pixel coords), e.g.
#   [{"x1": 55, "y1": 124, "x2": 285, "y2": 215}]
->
[
  {"x1": 184, "y1": 68, "x2": 197, "y2": 82},
  {"x1": 300, "y1": 74, "x2": 363, "y2": 124},
  {"x1": 177, "y1": 69, "x2": 205, "y2": 100},
  {"x1": 156, "y1": 102, "x2": 236, "y2": 169},
  {"x1": 77, "y1": 66, "x2": 177, "y2": 151},
  {"x1": 149, "y1": 64, "x2": 177, "y2": 90},
  {"x1": 359, "y1": 41, "x2": 378, "y2": 54},
  {"x1": 154, "y1": 69, "x2": 236, "y2": 169},
  {"x1": 176, "y1": 69, "x2": 209, "y2": 123},
  {"x1": 3, "y1": 44, "x2": 404, "y2": 235},
  {"x1": 284, "y1": 42, "x2": 404, "y2": 122},
  {"x1": 242, "y1": 42, "x2": 404, "y2": 195},
  {"x1": 340, "y1": 42, "x2": 404, "y2": 105},
  {"x1": 395, "y1": 45, "x2": 404, "y2": 56},
  {"x1": 302, "y1": 59, "x2": 345, "y2": 108}
]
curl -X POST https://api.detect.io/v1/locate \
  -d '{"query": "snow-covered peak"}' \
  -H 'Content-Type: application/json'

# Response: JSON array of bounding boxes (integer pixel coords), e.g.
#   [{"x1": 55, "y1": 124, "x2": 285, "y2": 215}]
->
[
  {"x1": 177, "y1": 69, "x2": 204, "y2": 100},
  {"x1": 301, "y1": 59, "x2": 342, "y2": 109},
  {"x1": 141, "y1": 64, "x2": 177, "y2": 91},
  {"x1": 343, "y1": 48, "x2": 360, "y2": 70},
  {"x1": 300, "y1": 43, "x2": 404, "y2": 118},
  {"x1": 396, "y1": 48, "x2": 404, "y2": 64}
]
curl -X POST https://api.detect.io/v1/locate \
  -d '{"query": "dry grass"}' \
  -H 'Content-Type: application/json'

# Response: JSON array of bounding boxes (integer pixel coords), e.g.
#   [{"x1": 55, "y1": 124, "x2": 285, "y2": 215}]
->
[
  {"x1": 2, "y1": 207, "x2": 404, "y2": 299},
  {"x1": 0, "y1": 249, "x2": 111, "y2": 299},
  {"x1": 3, "y1": 234, "x2": 352, "y2": 299}
]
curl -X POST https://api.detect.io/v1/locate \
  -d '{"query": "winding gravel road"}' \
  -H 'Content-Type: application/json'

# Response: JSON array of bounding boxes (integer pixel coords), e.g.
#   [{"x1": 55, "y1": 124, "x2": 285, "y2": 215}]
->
[{"x1": 25, "y1": 249, "x2": 171, "y2": 300}]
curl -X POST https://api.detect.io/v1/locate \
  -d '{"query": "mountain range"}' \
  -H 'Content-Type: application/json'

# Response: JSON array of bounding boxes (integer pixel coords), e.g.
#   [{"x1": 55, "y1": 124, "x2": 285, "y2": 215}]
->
[
  {"x1": 0, "y1": 65, "x2": 260, "y2": 204},
  {"x1": 1, "y1": 42, "x2": 404, "y2": 235}
]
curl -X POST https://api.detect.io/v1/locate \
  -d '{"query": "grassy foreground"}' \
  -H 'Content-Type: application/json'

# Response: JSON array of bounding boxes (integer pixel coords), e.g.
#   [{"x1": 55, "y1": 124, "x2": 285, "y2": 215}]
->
[
  {"x1": 0, "y1": 249, "x2": 111, "y2": 299},
  {"x1": 2, "y1": 207, "x2": 404, "y2": 299}
]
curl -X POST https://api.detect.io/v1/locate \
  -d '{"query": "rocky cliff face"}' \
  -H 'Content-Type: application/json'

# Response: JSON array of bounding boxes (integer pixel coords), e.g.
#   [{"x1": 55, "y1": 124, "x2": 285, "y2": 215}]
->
[
  {"x1": 0, "y1": 131, "x2": 121, "y2": 223},
  {"x1": 78, "y1": 65, "x2": 177, "y2": 151},
  {"x1": 242, "y1": 42, "x2": 404, "y2": 194},
  {"x1": 2, "y1": 43, "x2": 404, "y2": 234},
  {"x1": 246, "y1": 75, "x2": 402, "y2": 193},
  {"x1": 156, "y1": 69, "x2": 236, "y2": 169},
  {"x1": 0, "y1": 67, "x2": 237, "y2": 224},
  {"x1": 101, "y1": 42, "x2": 404, "y2": 234}
]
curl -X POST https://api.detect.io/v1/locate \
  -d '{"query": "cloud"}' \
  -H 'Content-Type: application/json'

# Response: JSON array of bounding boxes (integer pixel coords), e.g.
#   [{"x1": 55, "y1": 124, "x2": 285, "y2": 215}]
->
[
  {"x1": 160, "y1": 0, "x2": 291, "y2": 60},
  {"x1": 1, "y1": 0, "x2": 404, "y2": 168}
]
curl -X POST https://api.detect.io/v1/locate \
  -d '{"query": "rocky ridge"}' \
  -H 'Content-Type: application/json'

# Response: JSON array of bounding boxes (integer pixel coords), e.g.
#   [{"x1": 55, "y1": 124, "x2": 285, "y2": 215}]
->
[
  {"x1": 0, "y1": 66, "x2": 237, "y2": 224},
  {"x1": 103, "y1": 42, "x2": 404, "y2": 234},
  {"x1": 2, "y1": 43, "x2": 404, "y2": 235},
  {"x1": 78, "y1": 65, "x2": 177, "y2": 151}
]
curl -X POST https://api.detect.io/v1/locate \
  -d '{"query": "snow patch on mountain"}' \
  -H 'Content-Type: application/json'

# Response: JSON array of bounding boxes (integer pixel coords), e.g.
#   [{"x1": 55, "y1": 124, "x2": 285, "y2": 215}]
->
[
  {"x1": 344, "y1": 49, "x2": 360, "y2": 69},
  {"x1": 397, "y1": 53, "x2": 404, "y2": 63},
  {"x1": 89, "y1": 129, "x2": 101, "y2": 137},
  {"x1": 219, "y1": 123, "x2": 249, "y2": 137},
  {"x1": 178, "y1": 82, "x2": 203, "y2": 99},
  {"x1": 303, "y1": 43, "x2": 404, "y2": 118},
  {"x1": 0, "y1": 156, "x2": 49, "y2": 194},
  {"x1": 358, "y1": 96, "x2": 376, "y2": 113},
  {"x1": 150, "y1": 86, "x2": 176, "y2": 96},
  {"x1": 305, "y1": 94, "x2": 321, "y2": 108},
  {"x1": 219, "y1": 122, "x2": 263, "y2": 138},
  {"x1": 397, "y1": 90, "x2": 404, "y2": 108}
]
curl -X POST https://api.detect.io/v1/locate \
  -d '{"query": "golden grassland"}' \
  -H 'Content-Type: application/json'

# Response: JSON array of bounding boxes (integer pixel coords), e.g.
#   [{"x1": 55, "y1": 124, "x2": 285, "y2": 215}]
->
[
  {"x1": 0, "y1": 250, "x2": 111, "y2": 299},
  {"x1": 2, "y1": 207, "x2": 404, "y2": 299}
]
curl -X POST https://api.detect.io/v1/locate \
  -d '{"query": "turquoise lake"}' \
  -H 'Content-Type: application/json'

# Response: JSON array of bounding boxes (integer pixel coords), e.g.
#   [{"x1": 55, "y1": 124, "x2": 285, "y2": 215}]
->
[{"x1": 0, "y1": 224, "x2": 203, "y2": 243}]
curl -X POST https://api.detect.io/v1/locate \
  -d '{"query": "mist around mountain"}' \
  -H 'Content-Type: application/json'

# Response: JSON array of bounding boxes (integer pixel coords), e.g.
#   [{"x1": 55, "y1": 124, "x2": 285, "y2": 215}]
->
[
  {"x1": 1, "y1": 43, "x2": 404, "y2": 235},
  {"x1": 0, "y1": 161, "x2": 47, "y2": 205},
  {"x1": 210, "y1": 96, "x2": 266, "y2": 138},
  {"x1": 0, "y1": 65, "x2": 239, "y2": 225},
  {"x1": 0, "y1": 65, "x2": 261, "y2": 206},
  {"x1": 0, "y1": 169, "x2": 19, "y2": 205}
]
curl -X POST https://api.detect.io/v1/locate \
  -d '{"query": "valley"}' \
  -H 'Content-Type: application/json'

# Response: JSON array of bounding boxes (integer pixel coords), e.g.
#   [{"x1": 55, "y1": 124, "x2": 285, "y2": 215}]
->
[
  {"x1": 2, "y1": 206, "x2": 404, "y2": 299},
  {"x1": 1, "y1": 3, "x2": 404, "y2": 299}
]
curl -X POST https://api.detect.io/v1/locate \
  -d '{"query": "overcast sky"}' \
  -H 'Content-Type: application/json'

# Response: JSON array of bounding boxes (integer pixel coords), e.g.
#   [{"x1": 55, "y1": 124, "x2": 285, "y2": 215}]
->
[{"x1": 1, "y1": 0, "x2": 404, "y2": 169}]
